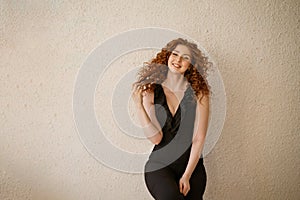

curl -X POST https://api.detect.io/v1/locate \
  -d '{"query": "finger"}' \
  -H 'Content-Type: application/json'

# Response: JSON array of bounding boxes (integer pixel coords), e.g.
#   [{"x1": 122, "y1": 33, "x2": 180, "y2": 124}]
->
[
  {"x1": 136, "y1": 87, "x2": 142, "y2": 95},
  {"x1": 179, "y1": 182, "x2": 183, "y2": 193},
  {"x1": 132, "y1": 86, "x2": 141, "y2": 98},
  {"x1": 137, "y1": 85, "x2": 143, "y2": 92},
  {"x1": 134, "y1": 84, "x2": 140, "y2": 91},
  {"x1": 184, "y1": 187, "x2": 188, "y2": 196},
  {"x1": 133, "y1": 83, "x2": 142, "y2": 92},
  {"x1": 141, "y1": 90, "x2": 145, "y2": 96},
  {"x1": 184, "y1": 185, "x2": 190, "y2": 196},
  {"x1": 182, "y1": 184, "x2": 187, "y2": 195},
  {"x1": 133, "y1": 85, "x2": 141, "y2": 93}
]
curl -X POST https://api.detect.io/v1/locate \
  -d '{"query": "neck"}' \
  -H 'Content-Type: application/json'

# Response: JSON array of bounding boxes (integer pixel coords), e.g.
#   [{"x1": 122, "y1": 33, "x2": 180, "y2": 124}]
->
[{"x1": 162, "y1": 70, "x2": 189, "y2": 91}]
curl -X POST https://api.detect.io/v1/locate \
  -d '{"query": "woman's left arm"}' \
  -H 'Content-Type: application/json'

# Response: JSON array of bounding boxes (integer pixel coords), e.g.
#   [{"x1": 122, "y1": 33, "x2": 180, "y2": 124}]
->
[{"x1": 179, "y1": 94, "x2": 210, "y2": 196}]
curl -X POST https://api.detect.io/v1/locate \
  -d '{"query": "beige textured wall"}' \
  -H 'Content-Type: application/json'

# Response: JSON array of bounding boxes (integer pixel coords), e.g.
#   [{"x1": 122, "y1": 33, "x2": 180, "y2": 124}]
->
[{"x1": 1, "y1": 0, "x2": 299, "y2": 199}]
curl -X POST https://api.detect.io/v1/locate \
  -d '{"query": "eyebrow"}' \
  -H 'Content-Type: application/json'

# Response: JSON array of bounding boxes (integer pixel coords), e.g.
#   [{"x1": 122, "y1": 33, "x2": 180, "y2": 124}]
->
[{"x1": 173, "y1": 50, "x2": 191, "y2": 57}]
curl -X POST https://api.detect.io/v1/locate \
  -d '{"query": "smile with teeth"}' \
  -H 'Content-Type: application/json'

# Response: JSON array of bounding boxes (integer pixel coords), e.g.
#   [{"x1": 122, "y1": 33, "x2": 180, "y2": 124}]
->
[{"x1": 172, "y1": 63, "x2": 181, "y2": 68}]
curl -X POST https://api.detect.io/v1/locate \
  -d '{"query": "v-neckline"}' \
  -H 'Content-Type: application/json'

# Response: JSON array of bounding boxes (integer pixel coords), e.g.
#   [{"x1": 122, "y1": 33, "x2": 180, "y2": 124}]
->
[{"x1": 160, "y1": 84, "x2": 189, "y2": 118}]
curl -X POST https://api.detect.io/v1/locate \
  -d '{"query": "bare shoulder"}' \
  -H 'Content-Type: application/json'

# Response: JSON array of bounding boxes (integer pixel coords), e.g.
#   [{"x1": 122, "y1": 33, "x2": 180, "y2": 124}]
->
[{"x1": 197, "y1": 93, "x2": 209, "y2": 108}]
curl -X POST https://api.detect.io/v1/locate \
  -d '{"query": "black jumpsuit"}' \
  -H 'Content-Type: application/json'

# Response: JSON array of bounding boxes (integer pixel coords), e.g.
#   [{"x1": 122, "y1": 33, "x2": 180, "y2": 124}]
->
[{"x1": 144, "y1": 83, "x2": 207, "y2": 200}]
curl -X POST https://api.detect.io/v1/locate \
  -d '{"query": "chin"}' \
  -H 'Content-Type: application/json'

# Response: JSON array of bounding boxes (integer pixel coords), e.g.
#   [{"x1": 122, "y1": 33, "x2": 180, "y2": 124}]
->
[{"x1": 169, "y1": 68, "x2": 184, "y2": 75}]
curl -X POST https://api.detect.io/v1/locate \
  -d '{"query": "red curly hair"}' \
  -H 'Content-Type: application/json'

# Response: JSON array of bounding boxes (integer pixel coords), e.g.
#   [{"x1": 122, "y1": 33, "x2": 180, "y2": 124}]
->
[{"x1": 133, "y1": 38, "x2": 213, "y2": 103}]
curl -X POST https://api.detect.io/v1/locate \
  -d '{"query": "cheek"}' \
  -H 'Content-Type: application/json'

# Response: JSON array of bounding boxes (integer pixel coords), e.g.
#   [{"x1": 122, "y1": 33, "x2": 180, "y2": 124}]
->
[
  {"x1": 167, "y1": 57, "x2": 172, "y2": 65},
  {"x1": 183, "y1": 62, "x2": 190, "y2": 69}
]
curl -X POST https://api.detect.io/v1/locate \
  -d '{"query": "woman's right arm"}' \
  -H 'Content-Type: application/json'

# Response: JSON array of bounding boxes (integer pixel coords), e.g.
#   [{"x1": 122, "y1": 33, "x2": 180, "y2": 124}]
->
[{"x1": 132, "y1": 85, "x2": 163, "y2": 145}]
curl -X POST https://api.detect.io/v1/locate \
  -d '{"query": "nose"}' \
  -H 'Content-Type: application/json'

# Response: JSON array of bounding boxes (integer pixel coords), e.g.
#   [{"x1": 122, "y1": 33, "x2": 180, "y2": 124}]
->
[{"x1": 175, "y1": 55, "x2": 182, "y2": 62}]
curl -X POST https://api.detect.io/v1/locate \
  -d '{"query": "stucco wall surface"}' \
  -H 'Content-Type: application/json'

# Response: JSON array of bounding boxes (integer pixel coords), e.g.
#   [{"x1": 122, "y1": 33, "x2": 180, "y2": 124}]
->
[{"x1": 0, "y1": 0, "x2": 299, "y2": 199}]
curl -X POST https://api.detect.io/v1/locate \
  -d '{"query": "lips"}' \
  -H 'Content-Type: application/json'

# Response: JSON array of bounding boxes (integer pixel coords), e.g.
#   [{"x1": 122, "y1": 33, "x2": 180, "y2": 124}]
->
[{"x1": 172, "y1": 63, "x2": 181, "y2": 68}]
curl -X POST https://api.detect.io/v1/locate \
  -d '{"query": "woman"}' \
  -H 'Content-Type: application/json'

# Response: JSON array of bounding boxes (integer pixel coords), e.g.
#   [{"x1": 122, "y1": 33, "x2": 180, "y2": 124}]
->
[{"x1": 132, "y1": 38, "x2": 212, "y2": 200}]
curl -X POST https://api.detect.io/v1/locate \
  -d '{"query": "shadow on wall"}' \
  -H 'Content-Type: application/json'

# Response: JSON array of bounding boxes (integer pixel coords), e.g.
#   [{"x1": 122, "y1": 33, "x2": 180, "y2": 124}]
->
[{"x1": 203, "y1": 54, "x2": 275, "y2": 199}]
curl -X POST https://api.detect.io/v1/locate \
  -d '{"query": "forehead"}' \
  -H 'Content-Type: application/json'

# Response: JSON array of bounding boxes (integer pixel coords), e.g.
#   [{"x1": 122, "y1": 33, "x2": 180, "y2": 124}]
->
[{"x1": 172, "y1": 44, "x2": 191, "y2": 57}]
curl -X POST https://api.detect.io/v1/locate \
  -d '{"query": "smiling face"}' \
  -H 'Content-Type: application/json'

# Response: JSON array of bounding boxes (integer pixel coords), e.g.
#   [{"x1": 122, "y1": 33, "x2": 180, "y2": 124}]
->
[{"x1": 167, "y1": 44, "x2": 192, "y2": 75}]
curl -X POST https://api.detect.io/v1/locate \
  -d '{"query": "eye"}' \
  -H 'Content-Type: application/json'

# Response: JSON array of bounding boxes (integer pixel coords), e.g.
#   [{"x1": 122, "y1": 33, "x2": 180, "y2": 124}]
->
[
  {"x1": 171, "y1": 52, "x2": 178, "y2": 56},
  {"x1": 183, "y1": 56, "x2": 191, "y2": 61}
]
